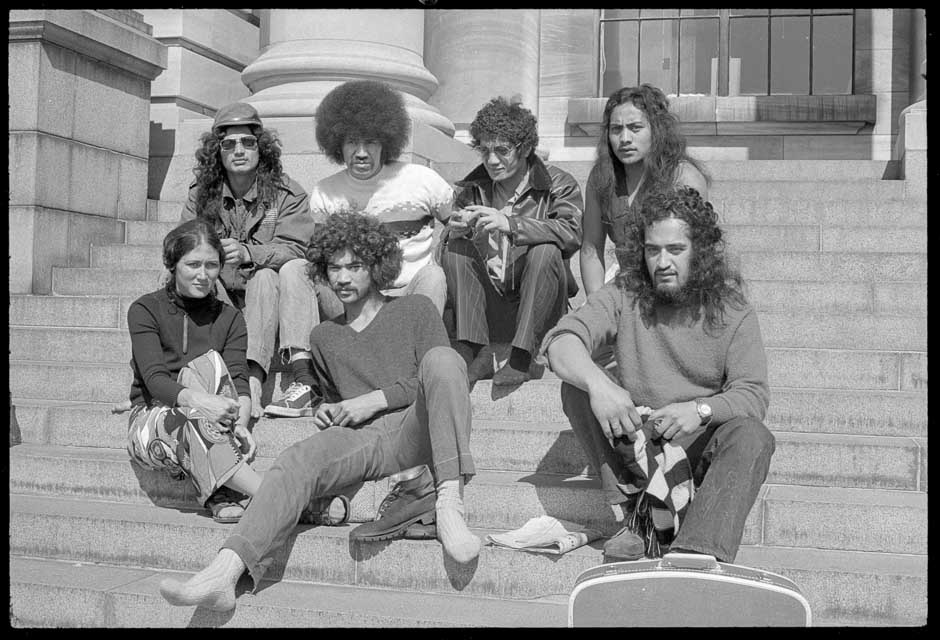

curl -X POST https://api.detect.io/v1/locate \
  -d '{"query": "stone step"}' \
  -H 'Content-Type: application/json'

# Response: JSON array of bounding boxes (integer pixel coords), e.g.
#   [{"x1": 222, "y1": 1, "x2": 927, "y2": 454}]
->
[
  {"x1": 747, "y1": 281, "x2": 926, "y2": 317},
  {"x1": 737, "y1": 252, "x2": 926, "y2": 283},
  {"x1": 8, "y1": 493, "x2": 927, "y2": 625},
  {"x1": 9, "y1": 556, "x2": 568, "y2": 628},
  {"x1": 715, "y1": 199, "x2": 926, "y2": 227},
  {"x1": 95, "y1": 220, "x2": 931, "y2": 272},
  {"x1": 9, "y1": 294, "x2": 132, "y2": 328},
  {"x1": 442, "y1": 159, "x2": 898, "y2": 188},
  {"x1": 12, "y1": 275, "x2": 927, "y2": 330},
  {"x1": 9, "y1": 336, "x2": 927, "y2": 403},
  {"x1": 549, "y1": 159, "x2": 895, "y2": 184},
  {"x1": 90, "y1": 243, "x2": 163, "y2": 269},
  {"x1": 723, "y1": 225, "x2": 927, "y2": 254},
  {"x1": 450, "y1": 160, "x2": 917, "y2": 201},
  {"x1": 52, "y1": 247, "x2": 928, "y2": 299},
  {"x1": 11, "y1": 310, "x2": 925, "y2": 363},
  {"x1": 124, "y1": 197, "x2": 927, "y2": 249},
  {"x1": 125, "y1": 220, "x2": 178, "y2": 244},
  {"x1": 53, "y1": 267, "x2": 163, "y2": 296},
  {"x1": 11, "y1": 380, "x2": 927, "y2": 465},
  {"x1": 711, "y1": 180, "x2": 909, "y2": 202},
  {"x1": 9, "y1": 394, "x2": 926, "y2": 514}
]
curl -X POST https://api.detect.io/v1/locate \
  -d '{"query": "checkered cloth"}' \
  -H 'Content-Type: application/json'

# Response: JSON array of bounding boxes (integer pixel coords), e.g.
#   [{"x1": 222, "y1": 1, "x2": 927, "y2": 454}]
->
[{"x1": 612, "y1": 422, "x2": 695, "y2": 535}]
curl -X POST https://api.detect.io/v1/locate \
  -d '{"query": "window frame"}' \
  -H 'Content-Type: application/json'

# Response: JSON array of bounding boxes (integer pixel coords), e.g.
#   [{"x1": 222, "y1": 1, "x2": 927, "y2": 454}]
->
[{"x1": 597, "y1": 8, "x2": 855, "y2": 97}]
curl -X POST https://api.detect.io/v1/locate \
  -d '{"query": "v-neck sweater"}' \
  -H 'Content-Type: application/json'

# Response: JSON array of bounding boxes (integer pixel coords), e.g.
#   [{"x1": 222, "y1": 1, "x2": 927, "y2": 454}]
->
[{"x1": 308, "y1": 295, "x2": 450, "y2": 411}]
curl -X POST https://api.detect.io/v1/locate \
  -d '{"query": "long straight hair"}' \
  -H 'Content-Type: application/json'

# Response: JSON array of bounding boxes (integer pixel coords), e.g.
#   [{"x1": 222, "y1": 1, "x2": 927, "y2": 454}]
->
[{"x1": 592, "y1": 84, "x2": 709, "y2": 215}]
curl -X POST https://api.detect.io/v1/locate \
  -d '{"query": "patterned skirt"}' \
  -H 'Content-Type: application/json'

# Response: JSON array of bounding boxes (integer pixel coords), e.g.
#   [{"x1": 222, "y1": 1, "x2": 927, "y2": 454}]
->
[{"x1": 126, "y1": 350, "x2": 245, "y2": 506}]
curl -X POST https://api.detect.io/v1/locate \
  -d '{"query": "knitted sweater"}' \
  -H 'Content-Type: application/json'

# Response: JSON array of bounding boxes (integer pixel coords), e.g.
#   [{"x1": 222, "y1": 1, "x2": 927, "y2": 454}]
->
[
  {"x1": 309, "y1": 162, "x2": 454, "y2": 289},
  {"x1": 127, "y1": 288, "x2": 250, "y2": 407},
  {"x1": 538, "y1": 282, "x2": 770, "y2": 426},
  {"x1": 308, "y1": 294, "x2": 450, "y2": 411}
]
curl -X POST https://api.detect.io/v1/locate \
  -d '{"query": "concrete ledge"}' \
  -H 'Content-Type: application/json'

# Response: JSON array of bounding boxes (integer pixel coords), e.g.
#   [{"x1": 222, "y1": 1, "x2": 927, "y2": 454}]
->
[
  {"x1": 9, "y1": 10, "x2": 166, "y2": 81},
  {"x1": 8, "y1": 493, "x2": 927, "y2": 623},
  {"x1": 10, "y1": 556, "x2": 568, "y2": 628},
  {"x1": 568, "y1": 95, "x2": 877, "y2": 133}
]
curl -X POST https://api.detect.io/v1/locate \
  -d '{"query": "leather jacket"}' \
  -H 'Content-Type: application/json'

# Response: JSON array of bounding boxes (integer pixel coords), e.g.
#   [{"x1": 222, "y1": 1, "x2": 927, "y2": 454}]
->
[{"x1": 443, "y1": 154, "x2": 584, "y2": 297}]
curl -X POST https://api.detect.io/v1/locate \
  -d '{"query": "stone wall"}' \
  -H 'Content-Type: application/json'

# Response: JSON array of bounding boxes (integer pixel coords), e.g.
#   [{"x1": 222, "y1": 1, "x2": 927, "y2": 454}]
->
[{"x1": 8, "y1": 10, "x2": 166, "y2": 293}]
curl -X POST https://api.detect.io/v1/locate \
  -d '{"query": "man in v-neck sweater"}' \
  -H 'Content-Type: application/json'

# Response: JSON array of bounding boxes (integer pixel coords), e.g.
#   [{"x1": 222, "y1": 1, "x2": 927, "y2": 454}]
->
[{"x1": 159, "y1": 211, "x2": 481, "y2": 613}]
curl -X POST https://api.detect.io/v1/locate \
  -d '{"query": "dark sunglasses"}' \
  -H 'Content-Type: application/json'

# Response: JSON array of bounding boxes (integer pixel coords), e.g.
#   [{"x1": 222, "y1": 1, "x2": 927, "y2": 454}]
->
[{"x1": 220, "y1": 135, "x2": 258, "y2": 151}]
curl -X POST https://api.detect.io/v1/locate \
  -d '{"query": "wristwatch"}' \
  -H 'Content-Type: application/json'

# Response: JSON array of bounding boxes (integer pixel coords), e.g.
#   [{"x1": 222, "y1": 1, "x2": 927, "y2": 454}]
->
[{"x1": 695, "y1": 399, "x2": 713, "y2": 426}]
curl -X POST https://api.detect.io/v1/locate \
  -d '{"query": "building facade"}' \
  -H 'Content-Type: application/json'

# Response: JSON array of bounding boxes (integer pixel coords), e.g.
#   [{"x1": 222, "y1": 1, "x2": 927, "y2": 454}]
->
[{"x1": 8, "y1": 8, "x2": 927, "y2": 293}]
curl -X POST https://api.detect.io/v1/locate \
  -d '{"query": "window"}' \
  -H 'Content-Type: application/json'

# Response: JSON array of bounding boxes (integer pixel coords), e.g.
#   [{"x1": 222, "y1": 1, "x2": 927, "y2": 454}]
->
[{"x1": 599, "y1": 9, "x2": 854, "y2": 96}]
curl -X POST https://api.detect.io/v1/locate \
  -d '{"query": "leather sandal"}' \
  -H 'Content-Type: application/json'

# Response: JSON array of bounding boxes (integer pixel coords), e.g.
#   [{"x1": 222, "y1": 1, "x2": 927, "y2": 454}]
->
[
  {"x1": 207, "y1": 493, "x2": 248, "y2": 524},
  {"x1": 299, "y1": 495, "x2": 351, "y2": 526}
]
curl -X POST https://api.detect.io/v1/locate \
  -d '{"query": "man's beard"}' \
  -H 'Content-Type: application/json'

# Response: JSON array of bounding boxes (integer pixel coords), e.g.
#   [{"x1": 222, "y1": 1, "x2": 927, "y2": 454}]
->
[{"x1": 653, "y1": 282, "x2": 690, "y2": 306}]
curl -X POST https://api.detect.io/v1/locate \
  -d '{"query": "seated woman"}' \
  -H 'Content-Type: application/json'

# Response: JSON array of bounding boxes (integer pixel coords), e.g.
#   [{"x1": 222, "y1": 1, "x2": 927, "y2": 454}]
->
[
  {"x1": 121, "y1": 218, "x2": 263, "y2": 522},
  {"x1": 580, "y1": 84, "x2": 710, "y2": 297}
]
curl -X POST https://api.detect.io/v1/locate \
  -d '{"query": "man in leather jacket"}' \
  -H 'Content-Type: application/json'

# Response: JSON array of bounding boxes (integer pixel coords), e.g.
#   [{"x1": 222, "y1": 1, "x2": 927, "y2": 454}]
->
[{"x1": 439, "y1": 96, "x2": 583, "y2": 386}]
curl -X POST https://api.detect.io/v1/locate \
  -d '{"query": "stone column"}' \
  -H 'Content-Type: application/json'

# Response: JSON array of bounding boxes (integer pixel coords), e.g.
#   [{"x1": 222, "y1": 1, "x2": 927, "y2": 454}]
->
[
  {"x1": 9, "y1": 10, "x2": 166, "y2": 293},
  {"x1": 424, "y1": 10, "x2": 541, "y2": 142},
  {"x1": 159, "y1": 9, "x2": 476, "y2": 198},
  {"x1": 241, "y1": 9, "x2": 453, "y2": 135}
]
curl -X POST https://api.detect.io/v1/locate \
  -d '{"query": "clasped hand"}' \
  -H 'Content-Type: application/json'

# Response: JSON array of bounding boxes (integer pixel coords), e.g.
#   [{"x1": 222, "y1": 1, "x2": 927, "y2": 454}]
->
[
  {"x1": 447, "y1": 205, "x2": 511, "y2": 234},
  {"x1": 189, "y1": 390, "x2": 239, "y2": 427},
  {"x1": 312, "y1": 396, "x2": 382, "y2": 429},
  {"x1": 220, "y1": 237, "x2": 248, "y2": 266}
]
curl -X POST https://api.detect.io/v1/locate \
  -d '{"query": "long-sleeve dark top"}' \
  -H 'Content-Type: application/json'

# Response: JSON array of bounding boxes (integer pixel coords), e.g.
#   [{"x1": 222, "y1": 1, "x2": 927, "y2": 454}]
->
[
  {"x1": 127, "y1": 288, "x2": 251, "y2": 407},
  {"x1": 308, "y1": 295, "x2": 450, "y2": 412}
]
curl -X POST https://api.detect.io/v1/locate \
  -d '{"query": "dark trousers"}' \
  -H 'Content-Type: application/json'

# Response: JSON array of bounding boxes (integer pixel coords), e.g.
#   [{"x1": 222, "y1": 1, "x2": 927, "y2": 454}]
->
[
  {"x1": 441, "y1": 236, "x2": 567, "y2": 355},
  {"x1": 561, "y1": 382, "x2": 775, "y2": 562},
  {"x1": 223, "y1": 346, "x2": 475, "y2": 587}
]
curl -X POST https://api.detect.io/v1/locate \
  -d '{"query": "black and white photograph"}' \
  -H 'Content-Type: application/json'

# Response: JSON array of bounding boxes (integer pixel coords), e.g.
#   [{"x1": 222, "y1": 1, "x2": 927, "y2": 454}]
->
[{"x1": 8, "y1": 7, "x2": 927, "y2": 628}]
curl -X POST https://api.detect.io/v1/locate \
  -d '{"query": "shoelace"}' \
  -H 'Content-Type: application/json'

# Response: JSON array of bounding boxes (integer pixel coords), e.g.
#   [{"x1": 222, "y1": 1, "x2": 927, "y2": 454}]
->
[
  {"x1": 282, "y1": 382, "x2": 310, "y2": 402},
  {"x1": 375, "y1": 483, "x2": 405, "y2": 519}
]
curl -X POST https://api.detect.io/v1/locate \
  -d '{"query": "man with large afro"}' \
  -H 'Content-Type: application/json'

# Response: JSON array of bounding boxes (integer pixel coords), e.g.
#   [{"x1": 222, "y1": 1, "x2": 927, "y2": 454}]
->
[
  {"x1": 438, "y1": 96, "x2": 583, "y2": 386},
  {"x1": 263, "y1": 80, "x2": 455, "y2": 420}
]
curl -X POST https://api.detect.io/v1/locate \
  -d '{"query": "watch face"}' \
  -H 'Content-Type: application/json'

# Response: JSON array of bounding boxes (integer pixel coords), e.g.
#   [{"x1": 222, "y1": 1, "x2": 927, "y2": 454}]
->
[{"x1": 697, "y1": 401, "x2": 712, "y2": 421}]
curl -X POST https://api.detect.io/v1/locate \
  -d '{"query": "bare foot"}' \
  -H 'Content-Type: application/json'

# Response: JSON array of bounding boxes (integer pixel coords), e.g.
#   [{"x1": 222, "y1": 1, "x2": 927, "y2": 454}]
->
[{"x1": 159, "y1": 548, "x2": 245, "y2": 611}]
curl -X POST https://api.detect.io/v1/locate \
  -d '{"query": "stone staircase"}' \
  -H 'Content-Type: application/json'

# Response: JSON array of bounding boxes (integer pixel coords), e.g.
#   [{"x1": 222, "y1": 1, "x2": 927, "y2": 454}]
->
[{"x1": 9, "y1": 159, "x2": 927, "y2": 626}]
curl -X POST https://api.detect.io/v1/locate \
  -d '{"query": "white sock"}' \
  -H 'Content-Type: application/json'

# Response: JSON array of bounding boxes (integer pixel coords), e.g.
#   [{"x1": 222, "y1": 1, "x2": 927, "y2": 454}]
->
[
  {"x1": 435, "y1": 478, "x2": 481, "y2": 563},
  {"x1": 159, "y1": 548, "x2": 245, "y2": 611}
]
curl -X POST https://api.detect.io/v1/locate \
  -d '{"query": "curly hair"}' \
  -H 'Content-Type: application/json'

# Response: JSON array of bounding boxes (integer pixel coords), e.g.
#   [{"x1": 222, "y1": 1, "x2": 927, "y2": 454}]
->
[
  {"x1": 190, "y1": 126, "x2": 285, "y2": 226},
  {"x1": 469, "y1": 96, "x2": 539, "y2": 153},
  {"x1": 315, "y1": 80, "x2": 411, "y2": 166},
  {"x1": 615, "y1": 186, "x2": 746, "y2": 335},
  {"x1": 592, "y1": 84, "x2": 709, "y2": 215},
  {"x1": 304, "y1": 210, "x2": 403, "y2": 291}
]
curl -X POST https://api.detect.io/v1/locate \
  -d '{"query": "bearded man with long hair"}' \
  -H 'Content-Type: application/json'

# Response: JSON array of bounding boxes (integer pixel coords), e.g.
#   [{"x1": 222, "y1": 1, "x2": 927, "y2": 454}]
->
[{"x1": 541, "y1": 185, "x2": 774, "y2": 565}]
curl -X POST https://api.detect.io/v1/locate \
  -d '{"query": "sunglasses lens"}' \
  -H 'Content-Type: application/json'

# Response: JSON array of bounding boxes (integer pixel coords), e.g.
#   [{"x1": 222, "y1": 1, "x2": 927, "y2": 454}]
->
[{"x1": 221, "y1": 136, "x2": 257, "y2": 150}]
